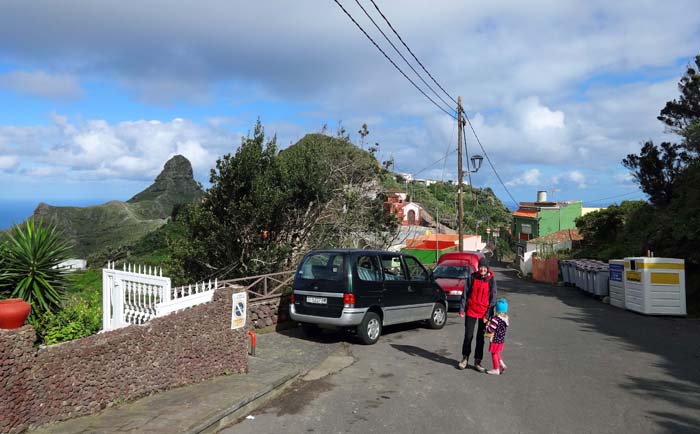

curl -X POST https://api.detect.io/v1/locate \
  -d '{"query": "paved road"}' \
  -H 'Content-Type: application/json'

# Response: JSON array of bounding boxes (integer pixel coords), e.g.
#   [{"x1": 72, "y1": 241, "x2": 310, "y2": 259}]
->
[{"x1": 222, "y1": 264, "x2": 700, "y2": 434}]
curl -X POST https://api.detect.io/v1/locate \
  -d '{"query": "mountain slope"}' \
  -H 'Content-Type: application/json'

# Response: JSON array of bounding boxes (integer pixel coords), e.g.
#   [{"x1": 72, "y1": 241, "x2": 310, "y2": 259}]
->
[{"x1": 32, "y1": 155, "x2": 204, "y2": 258}]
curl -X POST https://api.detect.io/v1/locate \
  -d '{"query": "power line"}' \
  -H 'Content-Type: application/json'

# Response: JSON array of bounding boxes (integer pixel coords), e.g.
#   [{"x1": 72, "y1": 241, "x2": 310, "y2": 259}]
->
[
  {"x1": 441, "y1": 121, "x2": 457, "y2": 182},
  {"x1": 368, "y1": 0, "x2": 458, "y2": 106},
  {"x1": 332, "y1": 0, "x2": 457, "y2": 120},
  {"x1": 406, "y1": 148, "x2": 457, "y2": 179},
  {"x1": 337, "y1": 0, "x2": 519, "y2": 207},
  {"x1": 353, "y1": 0, "x2": 455, "y2": 114},
  {"x1": 463, "y1": 111, "x2": 519, "y2": 206},
  {"x1": 462, "y1": 120, "x2": 474, "y2": 202},
  {"x1": 587, "y1": 190, "x2": 643, "y2": 204}
]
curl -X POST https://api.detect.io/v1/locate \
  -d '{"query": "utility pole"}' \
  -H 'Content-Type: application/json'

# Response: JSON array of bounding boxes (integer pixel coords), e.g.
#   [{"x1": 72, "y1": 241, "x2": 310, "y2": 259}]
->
[{"x1": 457, "y1": 96, "x2": 464, "y2": 252}]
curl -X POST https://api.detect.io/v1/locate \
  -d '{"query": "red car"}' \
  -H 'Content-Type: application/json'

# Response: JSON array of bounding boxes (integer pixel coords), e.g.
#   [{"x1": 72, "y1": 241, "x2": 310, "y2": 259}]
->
[{"x1": 433, "y1": 251, "x2": 485, "y2": 309}]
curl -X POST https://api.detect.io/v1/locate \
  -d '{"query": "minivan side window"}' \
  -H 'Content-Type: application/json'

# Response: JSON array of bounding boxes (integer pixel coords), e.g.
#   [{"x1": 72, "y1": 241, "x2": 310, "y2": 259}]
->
[
  {"x1": 356, "y1": 255, "x2": 381, "y2": 282},
  {"x1": 404, "y1": 256, "x2": 429, "y2": 281},
  {"x1": 380, "y1": 255, "x2": 407, "y2": 281},
  {"x1": 298, "y1": 253, "x2": 345, "y2": 281}
]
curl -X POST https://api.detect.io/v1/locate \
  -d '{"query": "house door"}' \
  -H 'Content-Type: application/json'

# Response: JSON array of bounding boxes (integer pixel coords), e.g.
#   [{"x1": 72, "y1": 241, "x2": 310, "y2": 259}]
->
[{"x1": 407, "y1": 209, "x2": 416, "y2": 225}]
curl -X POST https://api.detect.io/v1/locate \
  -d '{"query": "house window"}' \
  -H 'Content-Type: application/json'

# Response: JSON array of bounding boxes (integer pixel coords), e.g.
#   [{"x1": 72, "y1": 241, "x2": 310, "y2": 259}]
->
[{"x1": 521, "y1": 223, "x2": 532, "y2": 234}]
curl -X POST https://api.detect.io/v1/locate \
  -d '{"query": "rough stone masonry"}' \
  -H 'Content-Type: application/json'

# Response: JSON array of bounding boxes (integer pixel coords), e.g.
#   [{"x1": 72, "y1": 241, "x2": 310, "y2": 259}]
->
[{"x1": 0, "y1": 286, "x2": 249, "y2": 434}]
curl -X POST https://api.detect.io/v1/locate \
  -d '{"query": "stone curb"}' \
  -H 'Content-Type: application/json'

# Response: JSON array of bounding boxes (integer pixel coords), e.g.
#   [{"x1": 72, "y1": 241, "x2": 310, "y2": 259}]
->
[{"x1": 185, "y1": 365, "x2": 301, "y2": 434}]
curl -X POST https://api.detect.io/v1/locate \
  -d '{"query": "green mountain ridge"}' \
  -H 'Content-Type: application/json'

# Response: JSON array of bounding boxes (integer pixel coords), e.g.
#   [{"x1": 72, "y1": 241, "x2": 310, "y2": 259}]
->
[{"x1": 31, "y1": 155, "x2": 204, "y2": 258}]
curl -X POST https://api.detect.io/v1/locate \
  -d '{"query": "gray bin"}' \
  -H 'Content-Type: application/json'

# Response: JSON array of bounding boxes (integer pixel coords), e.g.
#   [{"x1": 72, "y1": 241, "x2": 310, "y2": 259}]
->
[
  {"x1": 591, "y1": 265, "x2": 609, "y2": 296},
  {"x1": 560, "y1": 260, "x2": 572, "y2": 285}
]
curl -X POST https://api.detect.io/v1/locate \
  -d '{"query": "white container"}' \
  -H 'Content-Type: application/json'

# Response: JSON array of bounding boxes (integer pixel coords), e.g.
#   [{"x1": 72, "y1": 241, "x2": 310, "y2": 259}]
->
[
  {"x1": 624, "y1": 257, "x2": 686, "y2": 316},
  {"x1": 609, "y1": 260, "x2": 625, "y2": 308}
]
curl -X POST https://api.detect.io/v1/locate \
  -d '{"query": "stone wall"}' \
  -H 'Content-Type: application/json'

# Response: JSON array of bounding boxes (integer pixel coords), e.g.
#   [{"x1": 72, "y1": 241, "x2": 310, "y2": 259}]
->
[
  {"x1": 249, "y1": 295, "x2": 290, "y2": 329},
  {"x1": 0, "y1": 286, "x2": 249, "y2": 434}
]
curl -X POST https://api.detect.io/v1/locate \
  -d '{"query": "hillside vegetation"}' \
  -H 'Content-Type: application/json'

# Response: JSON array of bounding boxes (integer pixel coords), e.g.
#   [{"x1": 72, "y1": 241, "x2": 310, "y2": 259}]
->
[
  {"x1": 31, "y1": 155, "x2": 204, "y2": 259},
  {"x1": 382, "y1": 175, "x2": 512, "y2": 235}
]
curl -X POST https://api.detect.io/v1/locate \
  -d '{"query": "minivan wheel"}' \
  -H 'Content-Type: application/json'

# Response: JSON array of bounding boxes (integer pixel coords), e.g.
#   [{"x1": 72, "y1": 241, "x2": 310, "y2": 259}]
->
[
  {"x1": 358, "y1": 312, "x2": 382, "y2": 345},
  {"x1": 300, "y1": 322, "x2": 322, "y2": 337},
  {"x1": 428, "y1": 303, "x2": 447, "y2": 329}
]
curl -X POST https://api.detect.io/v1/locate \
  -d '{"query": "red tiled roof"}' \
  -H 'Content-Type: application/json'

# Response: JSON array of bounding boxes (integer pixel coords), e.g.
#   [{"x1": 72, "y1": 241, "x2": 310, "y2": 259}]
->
[{"x1": 530, "y1": 229, "x2": 583, "y2": 244}]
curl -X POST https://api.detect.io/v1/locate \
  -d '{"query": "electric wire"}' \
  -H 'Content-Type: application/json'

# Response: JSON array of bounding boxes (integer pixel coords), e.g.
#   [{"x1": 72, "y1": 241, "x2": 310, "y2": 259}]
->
[
  {"x1": 586, "y1": 190, "x2": 643, "y2": 204},
  {"x1": 407, "y1": 148, "x2": 457, "y2": 179},
  {"x1": 332, "y1": 0, "x2": 457, "y2": 120},
  {"x1": 462, "y1": 111, "x2": 519, "y2": 206},
  {"x1": 353, "y1": 0, "x2": 455, "y2": 114},
  {"x1": 368, "y1": 0, "x2": 458, "y2": 105},
  {"x1": 337, "y1": 0, "x2": 520, "y2": 205}
]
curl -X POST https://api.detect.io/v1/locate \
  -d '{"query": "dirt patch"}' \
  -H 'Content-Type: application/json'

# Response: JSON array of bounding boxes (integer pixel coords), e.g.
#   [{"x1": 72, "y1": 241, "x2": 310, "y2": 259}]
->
[{"x1": 262, "y1": 378, "x2": 336, "y2": 417}]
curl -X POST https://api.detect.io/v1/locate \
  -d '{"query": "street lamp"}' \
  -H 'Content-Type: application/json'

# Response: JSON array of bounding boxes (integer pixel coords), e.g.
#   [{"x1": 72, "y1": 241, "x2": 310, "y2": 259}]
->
[{"x1": 469, "y1": 154, "x2": 484, "y2": 173}]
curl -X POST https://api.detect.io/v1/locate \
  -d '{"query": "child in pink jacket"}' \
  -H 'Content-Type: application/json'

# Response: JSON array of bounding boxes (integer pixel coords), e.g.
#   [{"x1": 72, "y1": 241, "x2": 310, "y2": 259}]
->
[{"x1": 485, "y1": 298, "x2": 509, "y2": 375}]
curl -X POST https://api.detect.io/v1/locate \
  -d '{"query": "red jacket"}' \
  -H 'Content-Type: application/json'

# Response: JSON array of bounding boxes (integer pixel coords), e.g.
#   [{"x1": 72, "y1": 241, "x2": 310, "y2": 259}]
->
[{"x1": 460, "y1": 270, "x2": 497, "y2": 319}]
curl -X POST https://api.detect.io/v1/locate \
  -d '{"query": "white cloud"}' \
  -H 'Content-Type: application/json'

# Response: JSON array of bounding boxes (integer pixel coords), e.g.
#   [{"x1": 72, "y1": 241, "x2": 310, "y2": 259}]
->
[
  {"x1": 0, "y1": 70, "x2": 82, "y2": 99},
  {"x1": 0, "y1": 1, "x2": 697, "y2": 203},
  {"x1": 614, "y1": 172, "x2": 635, "y2": 184},
  {"x1": 564, "y1": 170, "x2": 587, "y2": 188},
  {"x1": 0, "y1": 155, "x2": 20, "y2": 171},
  {"x1": 506, "y1": 168, "x2": 542, "y2": 186},
  {"x1": 0, "y1": 115, "x2": 240, "y2": 182}
]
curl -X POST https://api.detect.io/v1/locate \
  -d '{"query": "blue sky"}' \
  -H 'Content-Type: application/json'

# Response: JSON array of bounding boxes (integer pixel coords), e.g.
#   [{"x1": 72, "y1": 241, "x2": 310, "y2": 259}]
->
[{"x1": 0, "y1": 0, "x2": 699, "y2": 210}]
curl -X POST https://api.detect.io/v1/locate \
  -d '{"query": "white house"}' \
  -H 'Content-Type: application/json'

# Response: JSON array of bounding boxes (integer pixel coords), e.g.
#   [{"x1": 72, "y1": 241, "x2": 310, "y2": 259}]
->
[{"x1": 57, "y1": 259, "x2": 87, "y2": 272}]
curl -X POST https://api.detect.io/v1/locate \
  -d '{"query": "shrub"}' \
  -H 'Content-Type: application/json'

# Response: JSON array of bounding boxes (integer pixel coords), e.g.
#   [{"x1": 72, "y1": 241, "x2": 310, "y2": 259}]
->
[
  {"x1": 34, "y1": 290, "x2": 102, "y2": 345},
  {"x1": 0, "y1": 218, "x2": 71, "y2": 319}
]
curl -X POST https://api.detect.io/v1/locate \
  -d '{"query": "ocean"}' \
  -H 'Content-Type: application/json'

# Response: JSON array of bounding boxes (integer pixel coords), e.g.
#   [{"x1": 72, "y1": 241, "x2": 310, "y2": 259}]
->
[{"x1": 0, "y1": 198, "x2": 112, "y2": 230}]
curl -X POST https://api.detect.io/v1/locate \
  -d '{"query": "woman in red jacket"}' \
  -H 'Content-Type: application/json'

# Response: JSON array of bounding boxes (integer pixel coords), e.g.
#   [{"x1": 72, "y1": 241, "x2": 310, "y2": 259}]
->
[{"x1": 458, "y1": 257, "x2": 497, "y2": 372}]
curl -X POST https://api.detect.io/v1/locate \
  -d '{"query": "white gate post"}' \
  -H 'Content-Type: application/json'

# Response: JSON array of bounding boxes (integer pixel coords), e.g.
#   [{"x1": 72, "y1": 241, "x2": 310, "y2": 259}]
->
[
  {"x1": 102, "y1": 263, "x2": 113, "y2": 331},
  {"x1": 113, "y1": 278, "x2": 125, "y2": 328}
]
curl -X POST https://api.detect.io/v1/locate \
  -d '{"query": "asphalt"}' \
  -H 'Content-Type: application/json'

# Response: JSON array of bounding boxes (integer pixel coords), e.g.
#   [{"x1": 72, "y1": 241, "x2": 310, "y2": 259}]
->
[
  {"x1": 27, "y1": 263, "x2": 700, "y2": 434},
  {"x1": 28, "y1": 325, "x2": 344, "y2": 434}
]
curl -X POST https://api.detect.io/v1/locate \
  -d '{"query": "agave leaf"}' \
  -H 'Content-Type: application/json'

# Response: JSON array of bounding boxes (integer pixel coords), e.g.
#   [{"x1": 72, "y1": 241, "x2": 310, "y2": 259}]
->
[{"x1": 3, "y1": 218, "x2": 70, "y2": 318}]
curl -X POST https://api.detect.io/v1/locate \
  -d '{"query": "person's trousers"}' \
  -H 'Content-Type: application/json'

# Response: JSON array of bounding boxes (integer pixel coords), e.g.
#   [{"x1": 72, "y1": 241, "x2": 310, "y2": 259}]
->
[
  {"x1": 489, "y1": 342, "x2": 504, "y2": 369},
  {"x1": 462, "y1": 315, "x2": 486, "y2": 361}
]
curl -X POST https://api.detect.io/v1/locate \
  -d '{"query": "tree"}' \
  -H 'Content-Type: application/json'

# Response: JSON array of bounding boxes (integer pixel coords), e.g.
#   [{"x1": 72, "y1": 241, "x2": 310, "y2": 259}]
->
[
  {"x1": 658, "y1": 55, "x2": 700, "y2": 137},
  {"x1": 623, "y1": 55, "x2": 699, "y2": 207},
  {"x1": 622, "y1": 141, "x2": 688, "y2": 206},
  {"x1": 358, "y1": 123, "x2": 369, "y2": 149},
  {"x1": 0, "y1": 219, "x2": 71, "y2": 318},
  {"x1": 170, "y1": 121, "x2": 398, "y2": 283}
]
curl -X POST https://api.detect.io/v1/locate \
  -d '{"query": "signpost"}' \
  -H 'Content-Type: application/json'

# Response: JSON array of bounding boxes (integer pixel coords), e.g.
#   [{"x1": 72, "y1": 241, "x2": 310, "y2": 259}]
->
[{"x1": 231, "y1": 291, "x2": 247, "y2": 330}]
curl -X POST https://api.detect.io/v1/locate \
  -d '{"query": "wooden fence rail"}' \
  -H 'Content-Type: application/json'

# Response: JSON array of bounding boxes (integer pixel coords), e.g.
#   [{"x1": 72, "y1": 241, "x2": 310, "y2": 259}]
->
[{"x1": 218, "y1": 270, "x2": 295, "y2": 303}]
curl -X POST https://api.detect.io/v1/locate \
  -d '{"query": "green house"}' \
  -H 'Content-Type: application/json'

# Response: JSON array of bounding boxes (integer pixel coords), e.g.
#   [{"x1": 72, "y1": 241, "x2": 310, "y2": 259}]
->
[{"x1": 512, "y1": 192, "x2": 582, "y2": 242}]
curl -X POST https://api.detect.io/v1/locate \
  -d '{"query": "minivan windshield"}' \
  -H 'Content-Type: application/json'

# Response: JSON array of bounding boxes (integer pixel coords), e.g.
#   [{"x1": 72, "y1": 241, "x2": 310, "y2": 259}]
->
[
  {"x1": 297, "y1": 252, "x2": 345, "y2": 281},
  {"x1": 433, "y1": 264, "x2": 471, "y2": 279}
]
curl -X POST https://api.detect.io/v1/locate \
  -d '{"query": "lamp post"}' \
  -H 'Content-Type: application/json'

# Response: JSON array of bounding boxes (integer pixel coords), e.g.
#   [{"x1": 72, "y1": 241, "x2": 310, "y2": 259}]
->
[{"x1": 457, "y1": 153, "x2": 484, "y2": 251}]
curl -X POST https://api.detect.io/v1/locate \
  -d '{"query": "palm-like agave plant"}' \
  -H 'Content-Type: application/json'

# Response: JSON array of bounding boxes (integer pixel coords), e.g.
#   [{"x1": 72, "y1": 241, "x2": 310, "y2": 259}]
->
[{"x1": 0, "y1": 218, "x2": 71, "y2": 317}]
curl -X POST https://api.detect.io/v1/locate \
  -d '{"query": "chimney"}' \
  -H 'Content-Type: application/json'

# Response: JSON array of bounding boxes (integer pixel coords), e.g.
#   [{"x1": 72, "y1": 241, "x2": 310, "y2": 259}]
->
[{"x1": 537, "y1": 190, "x2": 547, "y2": 203}]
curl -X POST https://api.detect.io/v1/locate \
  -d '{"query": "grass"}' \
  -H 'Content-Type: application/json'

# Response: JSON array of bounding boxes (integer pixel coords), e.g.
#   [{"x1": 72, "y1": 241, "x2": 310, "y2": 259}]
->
[{"x1": 65, "y1": 269, "x2": 102, "y2": 295}]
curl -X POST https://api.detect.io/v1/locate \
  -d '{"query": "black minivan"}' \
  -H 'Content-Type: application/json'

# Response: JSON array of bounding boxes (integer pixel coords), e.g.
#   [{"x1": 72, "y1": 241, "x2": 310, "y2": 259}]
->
[{"x1": 290, "y1": 249, "x2": 447, "y2": 344}]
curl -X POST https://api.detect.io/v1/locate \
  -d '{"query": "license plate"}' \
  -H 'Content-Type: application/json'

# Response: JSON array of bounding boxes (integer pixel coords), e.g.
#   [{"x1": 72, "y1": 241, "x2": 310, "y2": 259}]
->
[{"x1": 306, "y1": 296, "x2": 327, "y2": 304}]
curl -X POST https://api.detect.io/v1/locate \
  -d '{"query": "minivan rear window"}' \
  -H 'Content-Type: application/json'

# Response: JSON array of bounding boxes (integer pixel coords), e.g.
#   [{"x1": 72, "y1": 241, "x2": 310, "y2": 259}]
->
[{"x1": 298, "y1": 252, "x2": 345, "y2": 281}]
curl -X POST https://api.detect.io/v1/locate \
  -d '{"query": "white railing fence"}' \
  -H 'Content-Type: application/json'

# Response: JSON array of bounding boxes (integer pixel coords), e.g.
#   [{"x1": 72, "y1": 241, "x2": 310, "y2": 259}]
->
[{"x1": 102, "y1": 261, "x2": 217, "y2": 331}]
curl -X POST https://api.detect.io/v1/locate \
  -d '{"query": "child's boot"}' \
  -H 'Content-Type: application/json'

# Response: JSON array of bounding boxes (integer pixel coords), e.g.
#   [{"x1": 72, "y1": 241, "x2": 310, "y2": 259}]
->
[{"x1": 499, "y1": 360, "x2": 507, "y2": 373}]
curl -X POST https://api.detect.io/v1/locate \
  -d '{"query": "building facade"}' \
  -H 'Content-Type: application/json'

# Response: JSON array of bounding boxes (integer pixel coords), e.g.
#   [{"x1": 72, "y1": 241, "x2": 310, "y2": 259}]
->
[{"x1": 512, "y1": 193, "x2": 582, "y2": 242}]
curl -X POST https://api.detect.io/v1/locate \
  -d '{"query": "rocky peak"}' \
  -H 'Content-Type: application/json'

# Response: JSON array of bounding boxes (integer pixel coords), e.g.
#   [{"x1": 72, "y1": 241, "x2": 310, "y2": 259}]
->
[{"x1": 128, "y1": 155, "x2": 203, "y2": 204}]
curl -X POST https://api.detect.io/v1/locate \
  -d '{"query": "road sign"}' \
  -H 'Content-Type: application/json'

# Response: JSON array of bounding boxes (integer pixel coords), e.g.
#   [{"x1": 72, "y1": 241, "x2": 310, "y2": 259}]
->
[{"x1": 231, "y1": 291, "x2": 247, "y2": 330}]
